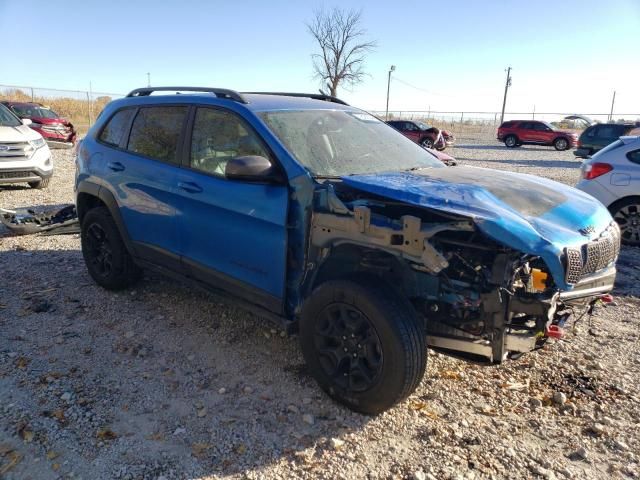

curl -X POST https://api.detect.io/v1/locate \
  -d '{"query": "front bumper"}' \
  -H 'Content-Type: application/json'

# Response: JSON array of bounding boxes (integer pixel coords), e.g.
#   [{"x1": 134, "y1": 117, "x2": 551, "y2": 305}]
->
[
  {"x1": 0, "y1": 146, "x2": 52, "y2": 185},
  {"x1": 559, "y1": 266, "x2": 616, "y2": 302},
  {"x1": 574, "y1": 147, "x2": 591, "y2": 158},
  {"x1": 0, "y1": 167, "x2": 52, "y2": 184}
]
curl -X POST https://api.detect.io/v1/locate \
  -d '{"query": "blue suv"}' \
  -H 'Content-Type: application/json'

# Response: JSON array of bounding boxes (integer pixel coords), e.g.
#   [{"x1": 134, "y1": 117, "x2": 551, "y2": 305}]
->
[{"x1": 76, "y1": 87, "x2": 619, "y2": 413}]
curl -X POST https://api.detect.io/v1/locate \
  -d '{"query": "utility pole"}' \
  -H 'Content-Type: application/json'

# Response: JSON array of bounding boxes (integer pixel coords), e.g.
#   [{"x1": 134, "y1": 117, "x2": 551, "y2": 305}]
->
[
  {"x1": 385, "y1": 65, "x2": 396, "y2": 121},
  {"x1": 609, "y1": 90, "x2": 616, "y2": 121},
  {"x1": 147, "y1": 72, "x2": 151, "y2": 87},
  {"x1": 499, "y1": 67, "x2": 512, "y2": 125},
  {"x1": 88, "y1": 81, "x2": 93, "y2": 127}
]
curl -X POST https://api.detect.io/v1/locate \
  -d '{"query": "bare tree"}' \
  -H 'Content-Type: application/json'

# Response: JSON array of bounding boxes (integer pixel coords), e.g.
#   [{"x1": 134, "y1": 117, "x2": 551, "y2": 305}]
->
[{"x1": 307, "y1": 8, "x2": 377, "y2": 97}]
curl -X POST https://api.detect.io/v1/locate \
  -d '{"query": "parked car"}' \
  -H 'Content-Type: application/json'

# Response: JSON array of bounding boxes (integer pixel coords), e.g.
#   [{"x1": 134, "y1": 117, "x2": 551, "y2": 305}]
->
[
  {"x1": 76, "y1": 87, "x2": 618, "y2": 413},
  {"x1": 497, "y1": 120, "x2": 578, "y2": 150},
  {"x1": 386, "y1": 120, "x2": 454, "y2": 150},
  {"x1": 574, "y1": 123, "x2": 638, "y2": 158},
  {"x1": 576, "y1": 136, "x2": 640, "y2": 245},
  {"x1": 0, "y1": 103, "x2": 52, "y2": 189},
  {"x1": 1, "y1": 101, "x2": 77, "y2": 147}
]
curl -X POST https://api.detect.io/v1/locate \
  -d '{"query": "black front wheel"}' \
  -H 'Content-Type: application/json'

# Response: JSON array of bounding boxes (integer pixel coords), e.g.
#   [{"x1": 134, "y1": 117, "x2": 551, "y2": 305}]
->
[
  {"x1": 299, "y1": 277, "x2": 427, "y2": 414},
  {"x1": 81, "y1": 207, "x2": 141, "y2": 290}
]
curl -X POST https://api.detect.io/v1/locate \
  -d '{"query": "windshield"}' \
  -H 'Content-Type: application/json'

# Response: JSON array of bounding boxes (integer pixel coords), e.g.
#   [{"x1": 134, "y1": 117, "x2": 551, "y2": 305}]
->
[
  {"x1": 415, "y1": 121, "x2": 431, "y2": 130},
  {"x1": 0, "y1": 104, "x2": 22, "y2": 127},
  {"x1": 259, "y1": 109, "x2": 444, "y2": 176},
  {"x1": 12, "y1": 105, "x2": 59, "y2": 119}
]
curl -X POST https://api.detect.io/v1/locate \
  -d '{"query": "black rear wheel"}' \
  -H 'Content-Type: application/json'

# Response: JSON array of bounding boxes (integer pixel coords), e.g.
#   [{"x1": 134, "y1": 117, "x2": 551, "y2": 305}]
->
[
  {"x1": 504, "y1": 135, "x2": 518, "y2": 148},
  {"x1": 300, "y1": 277, "x2": 426, "y2": 414},
  {"x1": 610, "y1": 197, "x2": 640, "y2": 246},
  {"x1": 81, "y1": 207, "x2": 141, "y2": 290}
]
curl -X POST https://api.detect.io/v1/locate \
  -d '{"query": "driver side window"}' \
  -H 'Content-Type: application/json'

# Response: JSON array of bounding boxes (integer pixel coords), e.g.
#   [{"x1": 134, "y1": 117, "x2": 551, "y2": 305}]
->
[{"x1": 190, "y1": 108, "x2": 270, "y2": 177}]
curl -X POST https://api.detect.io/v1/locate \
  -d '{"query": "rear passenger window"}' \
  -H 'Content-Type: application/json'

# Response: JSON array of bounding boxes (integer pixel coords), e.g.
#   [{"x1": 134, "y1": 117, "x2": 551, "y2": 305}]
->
[
  {"x1": 127, "y1": 106, "x2": 187, "y2": 163},
  {"x1": 99, "y1": 109, "x2": 135, "y2": 147},
  {"x1": 627, "y1": 149, "x2": 640, "y2": 165}
]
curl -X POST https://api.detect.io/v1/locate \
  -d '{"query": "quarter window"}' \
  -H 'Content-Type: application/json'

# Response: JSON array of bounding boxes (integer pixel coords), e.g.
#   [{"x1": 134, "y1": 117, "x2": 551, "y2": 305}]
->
[
  {"x1": 127, "y1": 106, "x2": 187, "y2": 163},
  {"x1": 190, "y1": 108, "x2": 270, "y2": 176},
  {"x1": 595, "y1": 125, "x2": 617, "y2": 139},
  {"x1": 98, "y1": 109, "x2": 135, "y2": 147},
  {"x1": 627, "y1": 149, "x2": 640, "y2": 165}
]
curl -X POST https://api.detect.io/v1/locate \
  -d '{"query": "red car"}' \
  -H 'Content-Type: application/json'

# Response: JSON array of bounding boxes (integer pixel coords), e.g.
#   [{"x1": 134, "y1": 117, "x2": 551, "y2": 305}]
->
[
  {"x1": 497, "y1": 120, "x2": 577, "y2": 151},
  {"x1": 386, "y1": 120, "x2": 455, "y2": 150},
  {"x1": 1, "y1": 101, "x2": 77, "y2": 147}
]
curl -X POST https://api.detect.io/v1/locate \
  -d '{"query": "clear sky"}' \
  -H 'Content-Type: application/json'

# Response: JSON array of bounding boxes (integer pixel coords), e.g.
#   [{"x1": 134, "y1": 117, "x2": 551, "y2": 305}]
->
[{"x1": 2, "y1": 0, "x2": 639, "y2": 115}]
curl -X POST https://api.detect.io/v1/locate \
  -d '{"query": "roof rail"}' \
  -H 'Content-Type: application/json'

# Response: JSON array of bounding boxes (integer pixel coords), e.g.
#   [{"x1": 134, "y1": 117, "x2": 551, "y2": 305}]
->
[
  {"x1": 125, "y1": 87, "x2": 247, "y2": 104},
  {"x1": 243, "y1": 92, "x2": 349, "y2": 106}
]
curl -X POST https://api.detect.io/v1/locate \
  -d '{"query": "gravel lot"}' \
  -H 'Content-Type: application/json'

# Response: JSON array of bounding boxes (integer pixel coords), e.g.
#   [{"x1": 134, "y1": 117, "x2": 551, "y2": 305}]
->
[{"x1": 1, "y1": 141, "x2": 639, "y2": 480}]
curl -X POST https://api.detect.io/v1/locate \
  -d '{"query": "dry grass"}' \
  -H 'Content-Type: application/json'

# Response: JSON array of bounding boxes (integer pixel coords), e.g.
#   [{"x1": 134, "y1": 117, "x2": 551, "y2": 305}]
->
[{"x1": 0, "y1": 88, "x2": 114, "y2": 133}]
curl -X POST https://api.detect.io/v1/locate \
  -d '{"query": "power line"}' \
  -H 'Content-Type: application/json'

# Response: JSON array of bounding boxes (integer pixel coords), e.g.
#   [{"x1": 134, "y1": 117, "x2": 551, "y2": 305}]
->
[{"x1": 391, "y1": 76, "x2": 451, "y2": 97}]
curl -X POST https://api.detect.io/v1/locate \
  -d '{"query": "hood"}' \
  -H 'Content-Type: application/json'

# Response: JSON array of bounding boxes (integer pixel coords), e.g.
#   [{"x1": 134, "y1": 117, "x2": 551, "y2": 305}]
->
[
  {"x1": 34, "y1": 117, "x2": 67, "y2": 125},
  {"x1": 0, "y1": 124, "x2": 42, "y2": 142},
  {"x1": 341, "y1": 166, "x2": 614, "y2": 290}
]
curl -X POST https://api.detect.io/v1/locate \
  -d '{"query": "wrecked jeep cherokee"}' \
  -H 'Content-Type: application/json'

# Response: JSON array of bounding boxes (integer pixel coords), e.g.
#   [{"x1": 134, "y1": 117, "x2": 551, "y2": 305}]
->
[{"x1": 75, "y1": 87, "x2": 619, "y2": 414}]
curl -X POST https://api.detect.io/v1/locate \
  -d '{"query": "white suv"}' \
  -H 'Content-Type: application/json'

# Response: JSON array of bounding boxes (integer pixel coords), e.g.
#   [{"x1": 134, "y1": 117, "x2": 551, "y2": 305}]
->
[{"x1": 0, "y1": 103, "x2": 52, "y2": 189}]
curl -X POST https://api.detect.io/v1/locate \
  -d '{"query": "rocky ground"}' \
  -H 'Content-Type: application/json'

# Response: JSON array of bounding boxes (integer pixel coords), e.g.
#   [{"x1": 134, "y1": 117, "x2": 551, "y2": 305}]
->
[{"x1": 0, "y1": 142, "x2": 639, "y2": 480}]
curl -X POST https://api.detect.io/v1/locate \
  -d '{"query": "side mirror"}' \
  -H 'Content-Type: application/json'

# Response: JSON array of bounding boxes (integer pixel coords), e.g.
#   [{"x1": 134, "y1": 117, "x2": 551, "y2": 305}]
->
[
  {"x1": 22, "y1": 118, "x2": 32, "y2": 126},
  {"x1": 225, "y1": 155, "x2": 283, "y2": 183}
]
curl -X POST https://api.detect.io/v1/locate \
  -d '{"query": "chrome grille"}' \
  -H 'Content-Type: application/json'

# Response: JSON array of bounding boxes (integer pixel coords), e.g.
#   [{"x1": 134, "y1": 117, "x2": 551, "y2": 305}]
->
[
  {"x1": 0, "y1": 142, "x2": 30, "y2": 159},
  {"x1": 565, "y1": 222, "x2": 621, "y2": 284}
]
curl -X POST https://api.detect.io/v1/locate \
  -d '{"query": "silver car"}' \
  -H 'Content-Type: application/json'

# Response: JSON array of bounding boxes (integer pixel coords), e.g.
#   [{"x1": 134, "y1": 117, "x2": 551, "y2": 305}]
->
[{"x1": 576, "y1": 136, "x2": 640, "y2": 245}]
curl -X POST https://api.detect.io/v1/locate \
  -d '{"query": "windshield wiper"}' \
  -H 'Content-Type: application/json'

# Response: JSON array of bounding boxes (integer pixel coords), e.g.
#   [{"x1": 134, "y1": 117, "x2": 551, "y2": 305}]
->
[{"x1": 403, "y1": 166, "x2": 431, "y2": 172}]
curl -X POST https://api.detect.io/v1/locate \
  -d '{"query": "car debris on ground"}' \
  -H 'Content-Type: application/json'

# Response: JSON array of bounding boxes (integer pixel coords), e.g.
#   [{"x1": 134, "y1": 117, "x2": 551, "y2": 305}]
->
[{"x1": 0, "y1": 204, "x2": 79, "y2": 236}]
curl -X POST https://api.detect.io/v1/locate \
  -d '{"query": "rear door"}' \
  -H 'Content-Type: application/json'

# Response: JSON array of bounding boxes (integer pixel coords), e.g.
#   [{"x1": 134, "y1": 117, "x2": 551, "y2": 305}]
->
[
  {"x1": 518, "y1": 122, "x2": 536, "y2": 142},
  {"x1": 175, "y1": 106, "x2": 289, "y2": 312},
  {"x1": 530, "y1": 122, "x2": 552, "y2": 143},
  {"x1": 96, "y1": 105, "x2": 187, "y2": 271}
]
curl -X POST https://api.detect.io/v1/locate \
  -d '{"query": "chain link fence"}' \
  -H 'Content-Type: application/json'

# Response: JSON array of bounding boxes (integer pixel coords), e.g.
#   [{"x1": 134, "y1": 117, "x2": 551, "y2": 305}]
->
[
  {"x1": 0, "y1": 84, "x2": 125, "y2": 134},
  {"x1": 372, "y1": 110, "x2": 640, "y2": 145},
  {"x1": 2, "y1": 84, "x2": 638, "y2": 143}
]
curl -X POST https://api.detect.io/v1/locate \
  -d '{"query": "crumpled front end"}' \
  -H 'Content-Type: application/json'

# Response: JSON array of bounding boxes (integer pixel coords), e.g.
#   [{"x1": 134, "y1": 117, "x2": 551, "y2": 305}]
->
[{"x1": 306, "y1": 168, "x2": 619, "y2": 363}]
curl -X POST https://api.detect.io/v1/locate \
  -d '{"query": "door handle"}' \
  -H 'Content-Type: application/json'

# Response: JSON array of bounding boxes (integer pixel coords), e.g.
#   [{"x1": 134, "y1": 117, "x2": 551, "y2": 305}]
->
[
  {"x1": 178, "y1": 181, "x2": 203, "y2": 194},
  {"x1": 107, "y1": 161, "x2": 125, "y2": 172}
]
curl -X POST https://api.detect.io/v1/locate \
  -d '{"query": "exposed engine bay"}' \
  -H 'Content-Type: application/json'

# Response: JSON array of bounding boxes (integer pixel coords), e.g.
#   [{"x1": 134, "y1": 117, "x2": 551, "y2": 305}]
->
[{"x1": 307, "y1": 182, "x2": 613, "y2": 363}]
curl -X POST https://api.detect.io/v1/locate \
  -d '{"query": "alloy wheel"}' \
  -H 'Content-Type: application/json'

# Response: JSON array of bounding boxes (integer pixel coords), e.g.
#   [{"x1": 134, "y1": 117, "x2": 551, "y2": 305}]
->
[
  {"x1": 85, "y1": 223, "x2": 114, "y2": 277},
  {"x1": 614, "y1": 204, "x2": 640, "y2": 245},
  {"x1": 313, "y1": 303, "x2": 383, "y2": 392}
]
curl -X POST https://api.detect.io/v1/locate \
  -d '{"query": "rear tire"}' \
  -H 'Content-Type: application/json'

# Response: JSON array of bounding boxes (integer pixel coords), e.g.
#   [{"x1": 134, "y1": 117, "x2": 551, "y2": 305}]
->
[
  {"x1": 28, "y1": 178, "x2": 50, "y2": 189},
  {"x1": 504, "y1": 135, "x2": 518, "y2": 148},
  {"x1": 609, "y1": 196, "x2": 640, "y2": 246},
  {"x1": 299, "y1": 276, "x2": 427, "y2": 414},
  {"x1": 81, "y1": 207, "x2": 141, "y2": 290},
  {"x1": 554, "y1": 137, "x2": 570, "y2": 151}
]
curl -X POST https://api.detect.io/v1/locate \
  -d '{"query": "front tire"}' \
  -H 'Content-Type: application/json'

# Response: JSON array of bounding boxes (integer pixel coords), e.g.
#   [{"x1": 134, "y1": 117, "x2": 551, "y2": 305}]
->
[
  {"x1": 299, "y1": 277, "x2": 427, "y2": 414},
  {"x1": 554, "y1": 137, "x2": 569, "y2": 151},
  {"x1": 81, "y1": 207, "x2": 141, "y2": 290},
  {"x1": 28, "y1": 178, "x2": 50, "y2": 189},
  {"x1": 504, "y1": 135, "x2": 518, "y2": 148},
  {"x1": 420, "y1": 137, "x2": 434, "y2": 149},
  {"x1": 609, "y1": 196, "x2": 640, "y2": 246}
]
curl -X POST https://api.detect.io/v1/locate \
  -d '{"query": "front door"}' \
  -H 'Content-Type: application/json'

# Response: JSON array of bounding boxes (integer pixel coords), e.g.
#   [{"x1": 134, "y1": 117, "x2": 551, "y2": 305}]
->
[{"x1": 176, "y1": 106, "x2": 289, "y2": 313}]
